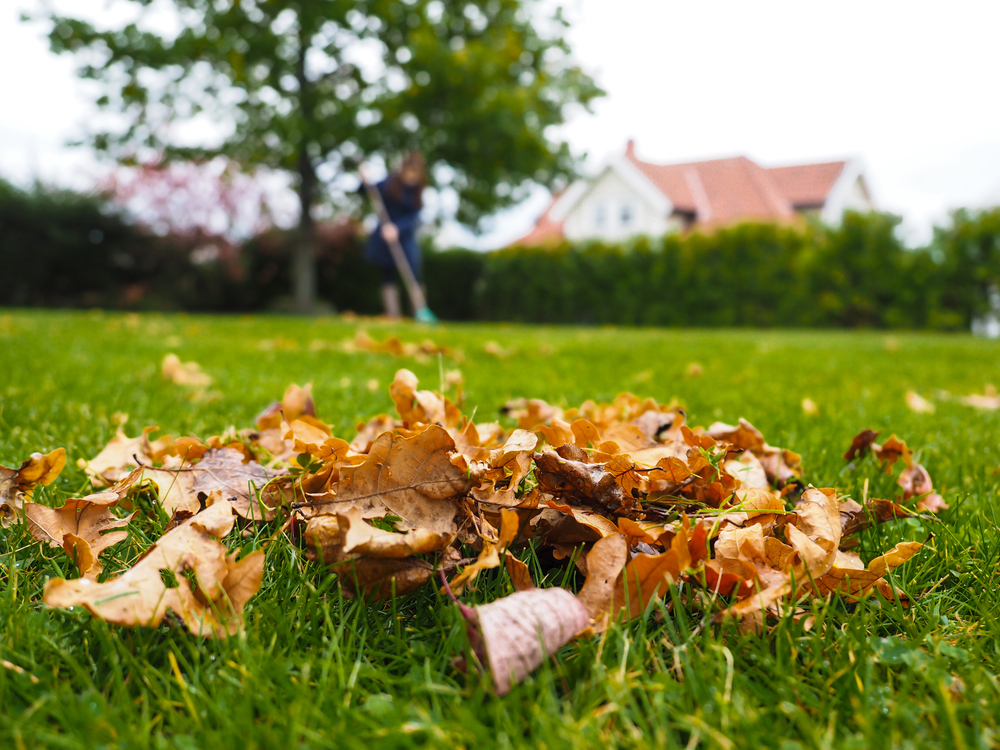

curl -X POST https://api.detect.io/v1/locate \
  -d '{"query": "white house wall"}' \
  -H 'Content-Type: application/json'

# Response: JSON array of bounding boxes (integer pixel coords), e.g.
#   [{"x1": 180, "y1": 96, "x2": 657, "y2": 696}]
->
[
  {"x1": 563, "y1": 168, "x2": 669, "y2": 242},
  {"x1": 840, "y1": 177, "x2": 873, "y2": 213}
]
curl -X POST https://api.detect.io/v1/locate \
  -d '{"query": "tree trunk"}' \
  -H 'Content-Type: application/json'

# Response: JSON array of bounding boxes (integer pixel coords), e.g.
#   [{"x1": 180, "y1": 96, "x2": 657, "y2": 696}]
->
[
  {"x1": 293, "y1": 149, "x2": 317, "y2": 312},
  {"x1": 292, "y1": 15, "x2": 318, "y2": 312}
]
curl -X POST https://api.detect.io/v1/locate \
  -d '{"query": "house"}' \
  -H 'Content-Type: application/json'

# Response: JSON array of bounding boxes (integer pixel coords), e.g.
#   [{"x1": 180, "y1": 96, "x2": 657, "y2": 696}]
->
[{"x1": 516, "y1": 141, "x2": 874, "y2": 245}]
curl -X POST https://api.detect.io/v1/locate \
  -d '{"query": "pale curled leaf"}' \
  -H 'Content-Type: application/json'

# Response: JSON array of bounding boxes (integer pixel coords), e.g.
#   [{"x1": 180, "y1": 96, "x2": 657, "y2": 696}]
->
[{"x1": 475, "y1": 587, "x2": 589, "y2": 695}]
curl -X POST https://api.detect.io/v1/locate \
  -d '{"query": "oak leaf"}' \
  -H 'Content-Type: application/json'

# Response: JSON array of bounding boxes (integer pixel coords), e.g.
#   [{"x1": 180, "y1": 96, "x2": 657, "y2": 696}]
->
[
  {"x1": 43, "y1": 501, "x2": 262, "y2": 637},
  {"x1": 806, "y1": 541, "x2": 924, "y2": 599},
  {"x1": 24, "y1": 467, "x2": 142, "y2": 578},
  {"x1": 310, "y1": 424, "x2": 470, "y2": 533},
  {"x1": 844, "y1": 429, "x2": 879, "y2": 461}
]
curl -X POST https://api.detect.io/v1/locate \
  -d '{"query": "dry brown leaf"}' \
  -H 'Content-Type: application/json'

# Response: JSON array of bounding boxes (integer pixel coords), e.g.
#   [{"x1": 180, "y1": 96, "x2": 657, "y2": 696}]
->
[
  {"x1": 807, "y1": 541, "x2": 924, "y2": 599},
  {"x1": 337, "y1": 557, "x2": 435, "y2": 599},
  {"x1": 534, "y1": 451, "x2": 628, "y2": 515},
  {"x1": 304, "y1": 508, "x2": 454, "y2": 569},
  {"x1": 471, "y1": 429, "x2": 538, "y2": 507},
  {"x1": 898, "y1": 463, "x2": 948, "y2": 512},
  {"x1": 504, "y1": 555, "x2": 534, "y2": 591},
  {"x1": 905, "y1": 391, "x2": 935, "y2": 414},
  {"x1": 575, "y1": 533, "x2": 628, "y2": 624},
  {"x1": 78, "y1": 425, "x2": 160, "y2": 486},
  {"x1": 473, "y1": 587, "x2": 589, "y2": 695},
  {"x1": 612, "y1": 521, "x2": 694, "y2": 621},
  {"x1": 0, "y1": 448, "x2": 67, "y2": 526},
  {"x1": 143, "y1": 448, "x2": 286, "y2": 520},
  {"x1": 311, "y1": 425, "x2": 470, "y2": 534},
  {"x1": 789, "y1": 488, "x2": 842, "y2": 577},
  {"x1": 447, "y1": 509, "x2": 521, "y2": 594},
  {"x1": 256, "y1": 383, "x2": 315, "y2": 431},
  {"x1": 161, "y1": 353, "x2": 213, "y2": 388},
  {"x1": 390, "y1": 369, "x2": 445, "y2": 426},
  {"x1": 844, "y1": 429, "x2": 879, "y2": 462},
  {"x1": 873, "y1": 435, "x2": 912, "y2": 473},
  {"x1": 24, "y1": 467, "x2": 142, "y2": 579},
  {"x1": 43, "y1": 501, "x2": 262, "y2": 637}
]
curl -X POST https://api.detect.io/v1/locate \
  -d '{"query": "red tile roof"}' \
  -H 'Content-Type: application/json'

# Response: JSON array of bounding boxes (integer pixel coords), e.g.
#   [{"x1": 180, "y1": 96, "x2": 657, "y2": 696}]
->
[
  {"x1": 511, "y1": 191, "x2": 565, "y2": 246},
  {"x1": 766, "y1": 161, "x2": 847, "y2": 208},
  {"x1": 513, "y1": 144, "x2": 850, "y2": 244}
]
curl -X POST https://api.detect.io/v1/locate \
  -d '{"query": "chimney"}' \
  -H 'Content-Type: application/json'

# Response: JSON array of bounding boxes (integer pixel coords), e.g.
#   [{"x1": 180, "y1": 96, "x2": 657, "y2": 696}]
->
[{"x1": 625, "y1": 139, "x2": 636, "y2": 159}]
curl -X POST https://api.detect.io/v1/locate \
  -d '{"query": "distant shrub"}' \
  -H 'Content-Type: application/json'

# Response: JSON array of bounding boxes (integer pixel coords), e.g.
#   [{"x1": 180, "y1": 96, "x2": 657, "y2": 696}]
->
[{"x1": 4, "y1": 177, "x2": 998, "y2": 329}]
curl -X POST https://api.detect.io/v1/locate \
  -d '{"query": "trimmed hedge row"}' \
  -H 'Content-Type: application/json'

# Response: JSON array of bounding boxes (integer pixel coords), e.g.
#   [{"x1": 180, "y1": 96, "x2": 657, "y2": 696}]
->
[
  {"x1": 3, "y1": 176, "x2": 999, "y2": 329},
  {"x1": 475, "y1": 211, "x2": 1000, "y2": 330}
]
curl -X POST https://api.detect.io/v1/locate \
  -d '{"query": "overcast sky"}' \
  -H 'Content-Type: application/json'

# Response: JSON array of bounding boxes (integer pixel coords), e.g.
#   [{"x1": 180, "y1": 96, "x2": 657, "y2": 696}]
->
[{"x1": 3, "y1": 0, "x2": 1000, "y2": 246}]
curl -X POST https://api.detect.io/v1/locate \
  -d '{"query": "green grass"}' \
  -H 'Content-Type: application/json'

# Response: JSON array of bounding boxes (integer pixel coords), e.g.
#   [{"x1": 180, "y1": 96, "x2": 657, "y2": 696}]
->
[{"x1": 2, "y1": 309, "x2": 999, "y2": 749}]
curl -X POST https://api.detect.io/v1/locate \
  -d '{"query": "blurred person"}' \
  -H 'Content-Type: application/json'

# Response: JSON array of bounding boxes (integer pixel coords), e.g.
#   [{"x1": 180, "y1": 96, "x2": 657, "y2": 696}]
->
[{"x1": 362, "y1": 152, "x2": 427, "y2": 318}]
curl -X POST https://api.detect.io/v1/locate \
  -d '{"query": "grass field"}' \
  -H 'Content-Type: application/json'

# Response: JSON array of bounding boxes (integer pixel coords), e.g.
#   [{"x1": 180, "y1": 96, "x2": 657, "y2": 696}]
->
[{"x1": 2, "y1": 309, "x2": 999, "y2": 749}]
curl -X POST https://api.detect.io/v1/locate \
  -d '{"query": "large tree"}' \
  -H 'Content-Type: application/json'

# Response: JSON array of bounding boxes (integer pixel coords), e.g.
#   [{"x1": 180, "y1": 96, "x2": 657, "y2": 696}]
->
[{"x1": 34, "y1": 0, "x2": 601, "y2": 310}]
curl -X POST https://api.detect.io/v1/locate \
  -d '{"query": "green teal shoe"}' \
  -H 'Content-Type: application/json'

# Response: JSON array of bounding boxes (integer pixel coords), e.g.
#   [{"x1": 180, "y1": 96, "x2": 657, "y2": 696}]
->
[{"x1": 414, "y1": 307, "x2": 439, "y2": 325}]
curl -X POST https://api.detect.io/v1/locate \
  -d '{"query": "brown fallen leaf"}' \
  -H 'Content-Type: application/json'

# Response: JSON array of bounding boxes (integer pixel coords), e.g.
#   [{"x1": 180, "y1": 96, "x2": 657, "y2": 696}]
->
[
  {"x1": 43, "y1": 501, "x2": 263, "y2": 637},
  {"x1": 806, "y1": 540, "x2": 924, "y2": 599},
  {"x1": 612, "y1": 520, "x2": 694, "y2": 621},
  {"x1": 873, "y1": 435, "x2": 912, "y2": 474},
  {"x1": 25, "y1": 467, "x2": 142, "y2": 578},
  {"x1": 788, "y1": 488, "x2": 841, "y2": 577},
  {"x1": 305, "y1": 507, "x2": 453, "y2": 570},
  {"x1": 844, "y1": 429, "x2": 879, "y2": 462},
  {"x1": 534, "y1": 450, "x2": 629, "y2": 515},
  {"x1": 575, "y1": 533, "x2": 628, "y2": 624},
  {"x1": 143, "y1": 448, "x2": 286, "y2": 521},
  {"x1": 0, "y1": 447, "x2": 67, "y2": 526},
  {"x1": 162, "y1": 353, "x2": 213, "y2": 388},
  {"x1": 961, "y1": 385, "x2": 1000, "y2": 411},
  {"x1": 905, "y1": 391, "x2": 935, "y2": 414},
  {"x1": 256, "y1": 383, "x2": 315, "y2": 431},
  {"x1": 338, "y1": 557, "x2": 435, "y2": 599},
  {"x1": 309, "y1": 424, "x2": 470, "y2": 533},
  {"x1": 504, "y1": 555, "x2": 534, "y2": 592},
  {"x1": 447, "y1": 509, "x2": 521, "y2": 594},
  {"x1": 472, "y1": 429, "x2": 538, "y2": 507},
  {"x1": 79, "y1": 424, "x2": 161, "y2": 486},
  {"x1": 898, "y1": 463, "x2": 948, "y2": 512},
  {"x1": 390, "y1": 368, "x2": 446, "y2": 426}
]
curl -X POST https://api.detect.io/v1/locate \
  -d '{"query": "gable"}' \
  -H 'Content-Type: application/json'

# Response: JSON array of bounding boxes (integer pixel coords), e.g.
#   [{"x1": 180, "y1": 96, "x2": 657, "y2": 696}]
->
[{"x1": 562, "y1": 166, "x2": 672, "y2": 241}]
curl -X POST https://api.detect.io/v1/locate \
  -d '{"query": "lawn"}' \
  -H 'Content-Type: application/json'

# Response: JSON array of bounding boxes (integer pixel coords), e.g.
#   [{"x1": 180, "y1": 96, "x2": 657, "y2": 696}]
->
[{"x1": 2, "y1": 309, "x2": 999, "y2": 749}]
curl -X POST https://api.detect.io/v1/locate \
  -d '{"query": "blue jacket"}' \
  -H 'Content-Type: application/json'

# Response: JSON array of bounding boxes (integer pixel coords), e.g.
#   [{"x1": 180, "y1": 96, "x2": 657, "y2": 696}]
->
[{"x1": 364, "y1": 178, "x2": 422, "y2": 272}]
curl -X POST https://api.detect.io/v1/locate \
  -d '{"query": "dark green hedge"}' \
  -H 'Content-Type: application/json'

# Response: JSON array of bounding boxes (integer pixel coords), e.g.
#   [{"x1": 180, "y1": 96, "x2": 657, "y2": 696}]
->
[
  {"x1": 474, "y1": 210, "x2": 1000, "y2": 330},
  {"x1": 3, "y1": 176, "x2": 998, "y2": 328}
]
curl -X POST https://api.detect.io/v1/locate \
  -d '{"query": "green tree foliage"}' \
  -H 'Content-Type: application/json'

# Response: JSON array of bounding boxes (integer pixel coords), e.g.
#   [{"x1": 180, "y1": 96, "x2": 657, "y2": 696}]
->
[{"x1": 35, "y1": 0, "x2": 602, "y2": 309}]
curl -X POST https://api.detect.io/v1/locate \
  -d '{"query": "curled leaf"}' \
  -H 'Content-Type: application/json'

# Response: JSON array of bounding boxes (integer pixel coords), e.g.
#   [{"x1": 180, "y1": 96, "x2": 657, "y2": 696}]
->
[{"x1": 473, "y1": 587, "x2": 589, "y2": 695}]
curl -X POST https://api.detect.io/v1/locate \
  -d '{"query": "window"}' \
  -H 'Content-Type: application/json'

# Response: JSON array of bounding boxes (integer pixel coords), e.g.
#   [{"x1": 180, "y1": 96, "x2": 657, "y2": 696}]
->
[
  {"x1": 594, "y1": 202, "x2": 607, "y2": 229},
  {"x1": 620, "y1": 202, "x2": 634, "y2": 227}
]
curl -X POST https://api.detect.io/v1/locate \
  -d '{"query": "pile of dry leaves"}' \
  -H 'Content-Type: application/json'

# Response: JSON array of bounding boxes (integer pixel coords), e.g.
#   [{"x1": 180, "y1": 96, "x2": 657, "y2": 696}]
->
[{"x1": 1, "y1": 368, "x2": 939, "y2": 693}]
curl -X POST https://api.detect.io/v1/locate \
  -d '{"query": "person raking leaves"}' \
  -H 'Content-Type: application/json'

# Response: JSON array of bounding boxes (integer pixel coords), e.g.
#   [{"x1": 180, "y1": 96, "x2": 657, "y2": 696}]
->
[{"x1": 359, "y1": 152, "x2": 437, "y2": 323}]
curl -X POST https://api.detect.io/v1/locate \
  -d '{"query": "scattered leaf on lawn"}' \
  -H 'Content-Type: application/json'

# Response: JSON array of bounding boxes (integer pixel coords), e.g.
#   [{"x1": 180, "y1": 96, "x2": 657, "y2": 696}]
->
[
  {"x1": 43, "y1": 501, "x2": 262, "y2": 637},
  {"x1": 0, "y1": 448, "x2": 67, "y2": 526}
]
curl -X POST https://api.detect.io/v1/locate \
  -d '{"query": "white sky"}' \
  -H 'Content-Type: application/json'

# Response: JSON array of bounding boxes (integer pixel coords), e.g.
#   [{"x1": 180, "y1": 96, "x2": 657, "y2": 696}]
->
[{"x1": 3, "y1": 0, "x2": 1000, "y2": 247}]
